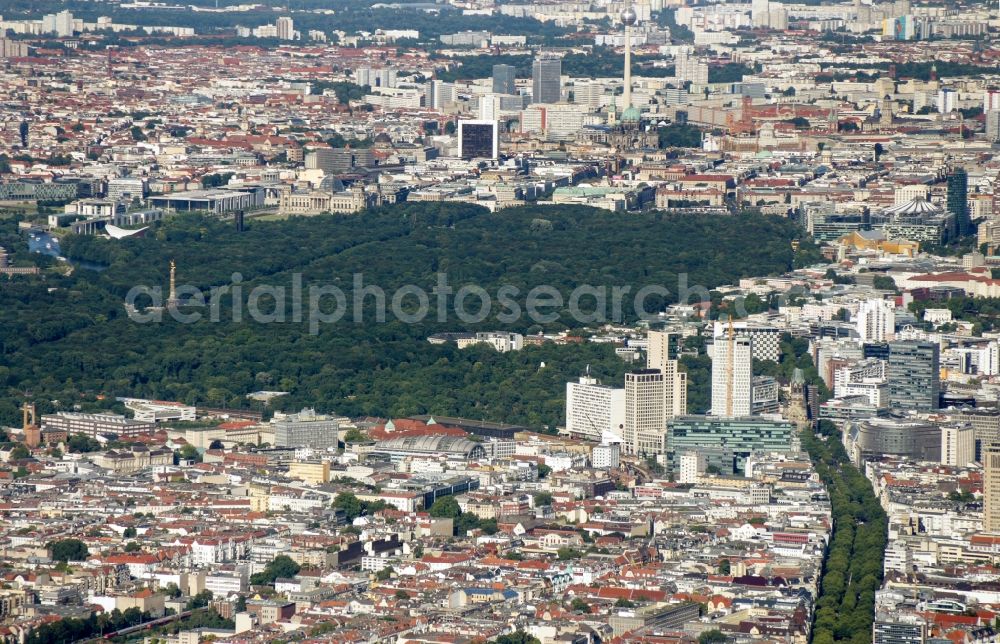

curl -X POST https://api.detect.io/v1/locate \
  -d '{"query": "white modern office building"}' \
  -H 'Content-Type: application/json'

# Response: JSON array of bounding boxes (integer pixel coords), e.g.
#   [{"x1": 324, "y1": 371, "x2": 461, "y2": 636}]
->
[
  {"x1": 711, "y1": 336, "x2": 753, "y2": 416},
  {"x1": 565, "y1": 376, "x2": 625, "y2": 442},
  {"x1": 856, "y1": 298, "x2": 895, "y2": 343}
]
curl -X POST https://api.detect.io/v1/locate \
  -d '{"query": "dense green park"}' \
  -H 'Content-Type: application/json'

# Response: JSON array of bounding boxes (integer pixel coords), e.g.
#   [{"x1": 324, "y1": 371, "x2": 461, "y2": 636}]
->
[{"x1": 0, "y1": 204, "x2": 817, "y2": 429}]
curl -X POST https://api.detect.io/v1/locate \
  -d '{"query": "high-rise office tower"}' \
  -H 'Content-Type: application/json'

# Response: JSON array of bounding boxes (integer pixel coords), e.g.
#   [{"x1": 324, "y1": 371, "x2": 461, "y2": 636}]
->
[
  {"x1": 984, "y1": 88, "x2": 1000, "y2": 112},
  {"x1": 674, "y1": 47, "x2": 709, "y2": 86},
  {"x1": 479, "y1": 94, "x2": 500, "y2": 121},
  {"x1": 887, "y1": 340, "x2": 940, "y2": 411},
  {"x1": 55, "y1": 11, "x2": 74, "y2": 38},
  {"x1": 937, "y1": 88, "x2": 957, "y2": 114},
  {"x1": 457, "y1": 120, "x2": 499, "y2": 160},
  {"x1": 856, "y1": 299, "x2": 895, "y2": 342},
  {"x1": 43, "y1": 11, "x2": 75, "y2": 37},
  {"x1": 565, "y1": 375, "x2": 625, "y2": 442},
  {"x1": 532, "y1": 55, "x2": 562, "y2": 104},
  {"x1": 492, "y1": 64, "x2": 516, "y2": 95},
  {"x1": 272, "y1": 408, "x2": 340, "y2": 449},
  {"x1": 276, "y1": 16, "x2": 295, "y2": 41},
  {"x1": 647, "y1": 330, "x2": 687, "y2": 418},
  {"x1": 711, "y1": 334, "x2": 753, "y2": 416},
  {"x1": 984, "y1": 442, "x2": 1000, "y2": 532},
  {"x1": 751, "y1": 0, "x2": 770, "y2": 26},
  {"x1": 624, "y1": 369, "x2": 666, "y2": 457},
  {"x1": 426, "y1": 80, "x2": 456, "y2": 109},
  {"x1": 987, "y1": 111, "x2": 1000, "y2": 144},
  {"x1": 947, "y1": 167, "x2": 970, "y2": 237},
  {"x1": 872, "y1": 620, "x2": 925, "y2": 644}
]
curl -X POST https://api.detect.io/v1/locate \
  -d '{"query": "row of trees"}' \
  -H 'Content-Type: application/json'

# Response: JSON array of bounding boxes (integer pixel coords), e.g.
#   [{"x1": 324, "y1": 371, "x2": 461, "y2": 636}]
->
[
  {"x1": 22, "y1": 603, "x2": 232, "y2": 643},
  {"x1": 804, "y1": 422, "x2": 888, "y2": 644},
  {"x1": 24, "y1": 608, "x2": 154, "y2": 644}
]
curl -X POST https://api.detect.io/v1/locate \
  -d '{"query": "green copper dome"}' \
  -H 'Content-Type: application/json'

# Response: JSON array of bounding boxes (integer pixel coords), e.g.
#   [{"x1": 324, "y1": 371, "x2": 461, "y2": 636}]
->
[{"x1": 621, "y1": 105, "x2": 641, "y2": 122}]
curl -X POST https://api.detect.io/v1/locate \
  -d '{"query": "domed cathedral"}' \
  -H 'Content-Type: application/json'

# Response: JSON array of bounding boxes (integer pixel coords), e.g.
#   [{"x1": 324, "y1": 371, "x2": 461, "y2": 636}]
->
[{"x1": 605, "y1": 3, "x2": 659, "y2": 151}]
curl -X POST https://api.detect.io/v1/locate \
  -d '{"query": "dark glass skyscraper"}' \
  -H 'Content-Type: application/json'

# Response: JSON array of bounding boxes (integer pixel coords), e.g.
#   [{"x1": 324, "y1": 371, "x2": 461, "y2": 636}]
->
[
  {"x1": 888, "y1": 340, "x2": 940, "y2": 411},
  {"x1": 458, "y1": 120, "x2": 498, "y2": 160},
  {"x1": 492, "y1": 64, "x2": 516, "y2": 95},
  {"x1": 531, "y1": 55, "x2": 561, "y2": 104},
  {"x1": 947, "y1": 166, "x2": 969, "y2": 237}
]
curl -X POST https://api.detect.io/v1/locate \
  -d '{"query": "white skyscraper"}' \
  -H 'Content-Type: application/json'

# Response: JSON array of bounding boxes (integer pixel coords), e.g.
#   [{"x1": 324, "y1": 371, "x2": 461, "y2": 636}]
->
[
  {"x1": 983, "y1": 88, "x2": 1000, "y2": 112},
  {"x1": 44, "y1": 11, "x2": 74, "y2": 37},
  {"x1": 565, "y1": 376, "x2": 626, "y2": 442},
  {"x1": 938, "y1": 88, "x2": 957, "y2": 114},
  {"x1": 979, "y1": 341, "x2": 1000, "y2": 376},
  {"x1": 988, "y1": 111, "x2": 1000, "y2": 144},
  {"x1": 750, "y1": 0, "x2": 770, "y2": 26},
  {"x1": 426, "y1": 80, "x2": 456, "y2": 109},
  {"x1": 276, "y1": 16, "x2": 295, "y2": 41},
  {"x1": 479, "y1": 94, "x2": 497, "y2": 120},
  {"x1": 711, "y1": 335, "x2": 753, "y2": 416},
  {"x1": 941, "y1": 425, "x2": 974, "y2": 467},
  {"x1": 674, "y1": 47, "x2": 708, "y2": 86},
  {"x1": 574, "y1": 82, "x2": 607, "y2": 109},
  {"x1": 624, "y1": 370, "x2": 667, "y2": 457},
  {"x1": 767, "y1": 7, "x2": 788, "y2": 30},
  {"x1": 856, "y1": 299, "x2": 895, "y2": 343},
  {"x1": 647, "y1": 330, "x2": 687, "y2": 418}
]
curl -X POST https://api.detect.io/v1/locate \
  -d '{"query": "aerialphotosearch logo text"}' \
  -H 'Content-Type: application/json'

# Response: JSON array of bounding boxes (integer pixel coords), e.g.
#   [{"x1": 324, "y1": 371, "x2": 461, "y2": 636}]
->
[{"x1": 124, "y1": 272, "x2": 781, "y2": 334}]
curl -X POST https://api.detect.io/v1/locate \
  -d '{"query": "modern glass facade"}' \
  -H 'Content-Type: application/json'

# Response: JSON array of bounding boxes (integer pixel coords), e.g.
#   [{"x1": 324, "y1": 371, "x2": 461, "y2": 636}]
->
[
  {"x1": 531, "y1": 55, "x2": 561, "y2": 104},
  {"x1": 458, "y1": 121, "x2": 498, "y2": 160},
  {"x1": 946, "y1": 167, "x2": 969, "y2": 236},
  {"x1": 873, "y1": 620, "x2": 924, "y2": 644},
  {"x1": 272, "y1": 409, "x2": 340, "y2": 449},
  {"x1": 846, "y1": 417, "x2": 941, "y2": 462},
  {"x1": 666, "y1": 415, "x2": 794, "y2": 475},
  {"x1": 492, "y1": 64, "x2": 516, "y2": 95},
  {"x1": 888, "y1": 340, "x2": 940, "y2": 411}
]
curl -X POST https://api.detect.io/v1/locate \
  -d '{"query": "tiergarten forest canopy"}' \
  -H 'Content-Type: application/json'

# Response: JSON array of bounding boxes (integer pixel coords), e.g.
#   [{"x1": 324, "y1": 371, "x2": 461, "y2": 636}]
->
[{"x1": 0, "y1": 203, "x2": 819, "y2": 430}]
